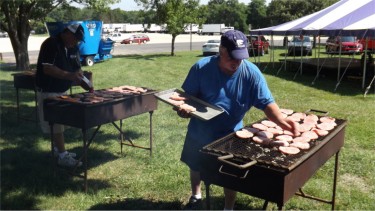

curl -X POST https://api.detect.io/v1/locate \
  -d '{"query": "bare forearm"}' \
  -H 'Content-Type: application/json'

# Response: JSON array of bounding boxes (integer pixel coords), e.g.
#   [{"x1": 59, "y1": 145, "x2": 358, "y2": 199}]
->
[
  {"x1": 43, "y1": 64, "x2": 82, "y2": 82},
  {"x1": 264, "y1": 103, "x2": 299, "y2": 135}
]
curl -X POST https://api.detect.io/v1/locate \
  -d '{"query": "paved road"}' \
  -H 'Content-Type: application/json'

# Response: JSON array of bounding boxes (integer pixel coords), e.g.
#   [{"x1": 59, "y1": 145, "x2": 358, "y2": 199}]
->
[
  {"x1": 1, "y1": 33, "x2": 286, "y2": 65},
  {"x1": 1, "y1": 41, "x2": 209, "y2": 64}
]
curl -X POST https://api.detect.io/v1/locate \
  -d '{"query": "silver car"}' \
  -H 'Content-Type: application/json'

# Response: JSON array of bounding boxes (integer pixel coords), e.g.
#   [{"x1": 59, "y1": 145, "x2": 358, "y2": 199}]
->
[
  {"x1": 202, "y1": 39, "x2": 220, "y2": 56},
  {"x1": 288, "y1": 36, "x2": 312, "y2": 56}
]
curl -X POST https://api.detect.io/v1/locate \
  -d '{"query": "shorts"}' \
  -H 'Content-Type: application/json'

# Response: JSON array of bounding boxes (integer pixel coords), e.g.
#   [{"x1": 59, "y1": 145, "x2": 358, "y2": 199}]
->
[
  {"x1": 37, "y1": 91, "x2": 66, "y2": 134},
  {"x1": 180, "y1": 133, "x2": 208, "y2": 171}
]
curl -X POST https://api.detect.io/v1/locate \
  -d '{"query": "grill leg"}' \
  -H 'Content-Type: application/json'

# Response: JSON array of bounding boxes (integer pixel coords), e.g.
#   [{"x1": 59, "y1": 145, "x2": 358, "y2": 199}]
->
[
  {"x1": 204, "y1": 182, "x2": 211, "y2": 210},
  {"x1": 149, "y1": 111, "x2": 153, "y2": 156},
  {"x1": 82, "y1": 129, "x2": 88, "y2": 192},
  {"x1": 331, "y1": 151, "x2": 340, "y2": 210},
  {"x1": 50, "y1": 123, "x2": 56, "y2": 177}
]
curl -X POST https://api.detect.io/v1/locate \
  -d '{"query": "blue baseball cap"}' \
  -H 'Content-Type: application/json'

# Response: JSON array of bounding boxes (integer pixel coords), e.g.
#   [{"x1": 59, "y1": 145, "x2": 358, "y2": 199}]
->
[{"x1": 221, "y1": 30, "x2": 249, "y2": 60}]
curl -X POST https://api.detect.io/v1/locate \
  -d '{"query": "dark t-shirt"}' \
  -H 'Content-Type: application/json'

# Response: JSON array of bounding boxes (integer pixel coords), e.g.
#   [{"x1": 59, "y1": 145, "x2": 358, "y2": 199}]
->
[{"x1": 36, "y1": 35, "x2": 81, "y2": 92}]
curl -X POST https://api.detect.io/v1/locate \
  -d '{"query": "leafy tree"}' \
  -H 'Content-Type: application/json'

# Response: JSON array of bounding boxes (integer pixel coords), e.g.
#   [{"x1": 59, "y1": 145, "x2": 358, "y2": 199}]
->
[
  {"x1": 0, "y1": 0, "x2": 119, "y2": 71},
  {"x1": 205, "y1": 0, "x2": 247, "y2": 32},
  {"x1": 247, "y1": 0, "x2": 267, "y2": 30},
  {"x1": 136, "y1": 0, "x2": 201, "y2": 56}
]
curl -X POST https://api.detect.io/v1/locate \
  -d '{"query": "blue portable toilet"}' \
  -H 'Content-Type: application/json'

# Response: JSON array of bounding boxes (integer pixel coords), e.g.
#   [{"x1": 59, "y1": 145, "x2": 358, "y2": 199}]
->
[{"x1": 45, "y1": 20, "x2": 114, "y2": 66}]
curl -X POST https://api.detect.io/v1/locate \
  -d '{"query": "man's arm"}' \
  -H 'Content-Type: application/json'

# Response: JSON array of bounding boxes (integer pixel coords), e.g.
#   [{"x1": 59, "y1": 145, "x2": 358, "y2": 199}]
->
[
  {"x1": 42, "y1": 63, "x2": 83, "y2": 84},
  {"x1": 263, "y1": 103, "x2": 299, "y2": 136}
]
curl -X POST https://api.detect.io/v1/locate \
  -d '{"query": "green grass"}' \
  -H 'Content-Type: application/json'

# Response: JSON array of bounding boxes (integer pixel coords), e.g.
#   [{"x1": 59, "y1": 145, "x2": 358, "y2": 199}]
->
[{"x1": 1, "y1": 49, "x2": 374, "y2": 210}]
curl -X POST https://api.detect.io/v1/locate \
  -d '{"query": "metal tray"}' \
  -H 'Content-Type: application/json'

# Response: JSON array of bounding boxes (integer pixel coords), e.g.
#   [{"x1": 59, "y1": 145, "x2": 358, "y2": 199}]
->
[{"x1": 155, "y1": 88, "x2": 224, "y2": 121}]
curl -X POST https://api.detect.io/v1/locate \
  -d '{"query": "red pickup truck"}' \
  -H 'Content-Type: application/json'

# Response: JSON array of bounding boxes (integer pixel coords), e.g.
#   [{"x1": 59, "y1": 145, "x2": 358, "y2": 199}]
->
[
  {"x1": 247, "y1": 35, "x2": 270, "y2": 56},
  {"x1": 359, "y1": 37, "x2": 375, "y2": 52}
]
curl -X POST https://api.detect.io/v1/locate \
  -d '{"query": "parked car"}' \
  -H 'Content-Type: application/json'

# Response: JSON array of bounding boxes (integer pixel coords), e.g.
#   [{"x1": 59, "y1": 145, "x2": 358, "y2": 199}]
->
[
  {"x1": 287, "y1": 35, "x2": 313, "y2": 56},
  {"x1": 202, "y1": 39, "x2": 220, "y2": 56},
  {"x1": 120, "y1": 34, "x2": 150, "y2": 44},
  {"x1": 106, "y1": 33, "x2": 125, "y2": 43},
  {"x1": 247, "y1": 35, "x2": 270, "y2": 56},
  {"x1": 358, "y1": 37, "x2": 375, "y2": 53},
  {"x1": 325, "y1": 36, "x2": 363, "y2": 54}
]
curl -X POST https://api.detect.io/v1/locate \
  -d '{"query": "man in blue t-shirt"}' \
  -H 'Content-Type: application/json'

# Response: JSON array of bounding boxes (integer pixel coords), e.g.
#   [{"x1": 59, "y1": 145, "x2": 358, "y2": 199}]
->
[
  {"x1": 175, "y1": 30, "x2": 299, "y2": 210},
  {"x1": 36, "y1": 24, "x2": 85, "y2": 168}
]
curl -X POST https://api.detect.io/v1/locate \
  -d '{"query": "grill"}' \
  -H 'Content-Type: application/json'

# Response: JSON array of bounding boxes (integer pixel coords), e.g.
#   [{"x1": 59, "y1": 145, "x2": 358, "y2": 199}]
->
[
  {"x1": 12, "y1": 70, "x2": 93, "y2": 122},
  {"x1": 200, "y1": 112, "x2": 347, "y2": 210},
  {"x1": 43, "y1": 85, "x2": 158, "y2": 191}
]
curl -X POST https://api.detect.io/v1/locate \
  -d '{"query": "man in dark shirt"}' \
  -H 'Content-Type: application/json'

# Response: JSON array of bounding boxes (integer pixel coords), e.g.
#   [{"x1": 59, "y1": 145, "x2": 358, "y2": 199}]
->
[{"x1": 36, "y1": 23, "x2": 85, "y2": 167}]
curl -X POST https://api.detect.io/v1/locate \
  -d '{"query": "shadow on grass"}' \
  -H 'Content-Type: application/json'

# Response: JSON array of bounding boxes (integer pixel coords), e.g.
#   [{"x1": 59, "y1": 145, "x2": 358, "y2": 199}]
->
[
  {"x1": 88, "y1": 195, "x2": 263, "y2": 210},
  {"x1": 89, "y1": 197, "x2": 183, "y2": 210},
  {"x1": 0, "y1": 78, "x2": 152, "y2": 209}
]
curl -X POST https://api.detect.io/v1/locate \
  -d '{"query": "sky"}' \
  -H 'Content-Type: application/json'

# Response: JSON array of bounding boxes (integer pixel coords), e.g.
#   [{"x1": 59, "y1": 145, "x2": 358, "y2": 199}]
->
[{"x1": 111, "y1": 0, "x2": 271, "y2": 11}]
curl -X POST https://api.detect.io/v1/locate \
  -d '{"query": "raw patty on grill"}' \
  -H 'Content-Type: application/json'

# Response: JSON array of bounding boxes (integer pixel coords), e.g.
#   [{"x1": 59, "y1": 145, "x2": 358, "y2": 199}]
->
[
  {"x1": 275, "y1": 134, "x2": 293, "y2": 142},
  {"x1": 292, "y1": 136, "x2": 311, "y2": 143},
  {"x1": 279, "y1": 146, "x2": 300, "y2": 155},
  {"x1": 297, "y1": 122, "x2": 315, "y2": 132},
  {"x1": 235, "y1": 129, "x2": 254, "y2": 139},
  {"x1": 319, "y1": 116, "x2": 336, "y2": 123},
  {"x1": 252, "y1": 123, "x2": 269, "y2": 131},
  {"x1": 266, "y1": 127, "x2": 284, "y2": 135},
  {"x1": 290, "y1": 141, "x2": 310, "y2": 150},
  {"x1": 301, "y1": 131, "x2": 319, "y2": 140},
  {"x1": 261, "y1": 120, "x2": 277, "y2": 128},
  {"x1": 280, "y1": 108, "x2": 294, "y2": 115},
  {"x1": 317, "y1": 122, "x2": 335, "y2": 131},
  {"x1": 252, "y1": 136, "x2": 272, "y2": 145},
  {"x1": 312, "y1": 128, "x2": 329, "y2": 136}
]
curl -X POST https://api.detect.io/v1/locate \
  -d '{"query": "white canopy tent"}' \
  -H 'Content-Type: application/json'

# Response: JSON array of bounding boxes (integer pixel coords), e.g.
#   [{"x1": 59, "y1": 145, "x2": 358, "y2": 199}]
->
[{"x1": 250, "y1": 0, "x2": 375, "y2": 92}]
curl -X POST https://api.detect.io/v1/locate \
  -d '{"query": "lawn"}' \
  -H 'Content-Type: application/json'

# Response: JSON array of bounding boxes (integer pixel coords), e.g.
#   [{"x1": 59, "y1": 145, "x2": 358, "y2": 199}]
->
[{"x1": 1, "y1": 48, "x2": 374, "y2": 210}]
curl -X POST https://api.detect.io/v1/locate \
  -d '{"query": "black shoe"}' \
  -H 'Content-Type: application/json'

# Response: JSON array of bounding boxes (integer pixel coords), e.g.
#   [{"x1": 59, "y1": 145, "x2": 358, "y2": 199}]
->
[{"x1": 183, "y1": 196, "x2": 202, "y2": 210}]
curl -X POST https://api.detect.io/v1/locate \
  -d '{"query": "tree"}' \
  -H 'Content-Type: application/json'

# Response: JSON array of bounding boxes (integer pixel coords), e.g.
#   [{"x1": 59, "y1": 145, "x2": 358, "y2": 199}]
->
[
  {"x1": 205, "y1": 0, "x2": 247, "y2": 32},
  {"x1": 136, "y1": 0, "x2": 201, "y2": 56},
  {"x1": 247, "y1": 0, "x2": 267, "y2": 30},
  {"x1": 0, "y1": 0, "x2": 119, "y2": 71}
]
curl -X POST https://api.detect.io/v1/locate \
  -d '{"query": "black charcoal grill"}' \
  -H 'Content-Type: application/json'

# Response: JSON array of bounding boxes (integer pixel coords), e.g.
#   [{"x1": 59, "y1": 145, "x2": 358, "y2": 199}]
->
[
  {"x1": 200, "y1": 114, "x2": 347, "y2": 210},
  {"x1": 43, "y1": 86, "x2": 158, "y2": 191}
]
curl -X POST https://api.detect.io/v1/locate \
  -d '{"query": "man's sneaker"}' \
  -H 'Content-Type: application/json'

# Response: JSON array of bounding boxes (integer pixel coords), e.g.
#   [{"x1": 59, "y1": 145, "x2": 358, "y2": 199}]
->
[
  {"x1": 53, "y1": 150, "x2": 76, "y2": 158},
  {"x1": 183, "y1": 196, "x2": 202, "y2": 210},
  {"x1": 57, "y1": 154, "x2": 82, "y2": 168}
]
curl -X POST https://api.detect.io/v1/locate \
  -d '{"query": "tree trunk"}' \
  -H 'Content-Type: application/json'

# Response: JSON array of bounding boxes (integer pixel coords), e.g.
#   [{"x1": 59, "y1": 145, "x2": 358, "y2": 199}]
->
[
  {"x1": 171, "y1": 35, "x2": 176, "y2": 56},
  {"x1": 11, "y1": 33, "x2": 31, "y2": 70},
  {"x1": 1, "y1": 0, "x2": 33, "y2": 71}
]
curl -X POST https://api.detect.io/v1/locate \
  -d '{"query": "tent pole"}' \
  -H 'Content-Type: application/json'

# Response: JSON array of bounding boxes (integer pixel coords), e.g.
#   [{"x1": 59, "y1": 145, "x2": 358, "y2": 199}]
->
[
  {"x1": 277, "y1": 34, "x2": 287, "y2": 75},
  {"x1": 271, "y1": 35, "x2": 274, "y2": 69},
  {"x1": 313, "y1": 36, "x2": 321, "y2": 85},
  {"x1": 334, "y1": 35, "x2": 343, "y2": 92},
  {"x1": 362, "y1": 36, "x2": 369, "y2": 89}
]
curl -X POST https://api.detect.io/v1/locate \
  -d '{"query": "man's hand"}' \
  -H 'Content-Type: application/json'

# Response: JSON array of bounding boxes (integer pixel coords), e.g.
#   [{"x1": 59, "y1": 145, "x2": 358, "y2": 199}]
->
[{"x1": 173, "y1": 107, "x2": 191, "y2": 118}]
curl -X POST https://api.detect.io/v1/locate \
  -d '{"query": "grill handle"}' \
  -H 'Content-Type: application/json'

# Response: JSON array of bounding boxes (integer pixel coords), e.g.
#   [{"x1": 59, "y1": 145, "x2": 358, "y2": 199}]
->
[
  {"x1": 218, "y1": 165, "x2": 250, "y2": 179},
  {"x1": 305, "y1": 109, "x2": 329, "y2": 116},
  {"x1": 218, "y1": 154, "x2": 257, "y2": 169}
]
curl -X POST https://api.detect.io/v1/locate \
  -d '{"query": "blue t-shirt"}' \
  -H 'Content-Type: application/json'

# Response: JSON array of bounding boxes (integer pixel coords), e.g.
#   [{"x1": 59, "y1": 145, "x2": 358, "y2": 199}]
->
[{"x1": 182, "y1": 55, "x2": 274, "y2": 146}]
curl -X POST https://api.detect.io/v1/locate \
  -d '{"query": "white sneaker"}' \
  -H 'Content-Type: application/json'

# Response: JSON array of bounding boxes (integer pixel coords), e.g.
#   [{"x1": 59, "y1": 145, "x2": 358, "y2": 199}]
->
[
  {"x1": 58, "y1": 154, "x2": 82, "y2": 167},
  {"x1": 53, "y1": 150, "x2": 76, "y2": 158}
]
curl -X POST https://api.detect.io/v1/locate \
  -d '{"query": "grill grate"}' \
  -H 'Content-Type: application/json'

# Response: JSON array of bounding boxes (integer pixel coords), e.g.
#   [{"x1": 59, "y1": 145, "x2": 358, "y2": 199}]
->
[{"x1": 202, "y1": 118, "x2": 346, "y2": 170}]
